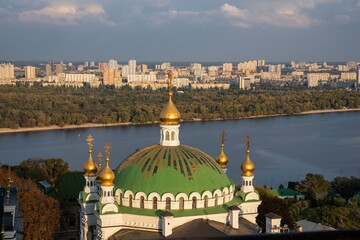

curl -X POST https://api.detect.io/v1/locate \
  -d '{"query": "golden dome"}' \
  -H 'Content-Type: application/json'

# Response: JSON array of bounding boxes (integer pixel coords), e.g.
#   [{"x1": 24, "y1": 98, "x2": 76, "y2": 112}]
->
[
  {"x1": 83, "y1": 135, "x2": 98, "y2": 177},
  {"x1": 216, "y1": 143, "x2": 228, "y2": 169},
  {"x1": 241, "y1": 149, "x2": 255, "y2": 176},
  {"x1": 99, "y1": 143, "x2": 115, "y2": 186},
  {"x1": 159, "y1": 71, "x2": 181, "y2": 125}
]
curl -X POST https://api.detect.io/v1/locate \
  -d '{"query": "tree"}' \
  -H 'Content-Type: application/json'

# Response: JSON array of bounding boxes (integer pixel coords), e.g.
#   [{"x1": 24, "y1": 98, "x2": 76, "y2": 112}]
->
[
  {"x1": 299, "y1": 173, "x2": 329, "y2": 204},
  {"x1": 44, "y1": 158, "x2": 69, "y2": 183}
]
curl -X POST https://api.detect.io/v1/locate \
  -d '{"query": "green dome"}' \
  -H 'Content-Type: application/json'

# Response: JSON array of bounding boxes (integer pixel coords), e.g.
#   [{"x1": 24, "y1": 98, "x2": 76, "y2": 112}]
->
[{"x1": 114, "y1": 145, "x2": 233, "y2": 195}]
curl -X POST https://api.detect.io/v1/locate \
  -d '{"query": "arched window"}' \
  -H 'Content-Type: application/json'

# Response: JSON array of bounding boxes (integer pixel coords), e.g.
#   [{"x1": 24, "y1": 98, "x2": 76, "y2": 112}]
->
[
  {"x1": 204, "y1": 195, "x2": 208, "y2": 208},
  {"x1": 179, "y1": 197, "x2": 184, "y2": 211},
  {"x1": 215, "y1": 194, "x2": 218, "y2": 206},
  {"x1": 166, "y1": 197, "x2": 171, "y2": 210},
  {"x1": 171, "y1": 131, "x2": 175, "y2": 140},
  {"x1": 192, "y1": 197, "x2": 197, "y2": 209},
  {"x1": 153, "y1": 197, "x2": 158, "y2": 210},
  {"x1": 165, "y1": 131, "x2": 170, "y2": 140},
  {"x1": 69, "y1": 216, "x2": 76, "y2": 228},
  {"x1": 129, "y1": 195, "x2": 133, "y2": 208},
  {"x1": 140, "y1": 196, "x2": 145, "y2": 209}
]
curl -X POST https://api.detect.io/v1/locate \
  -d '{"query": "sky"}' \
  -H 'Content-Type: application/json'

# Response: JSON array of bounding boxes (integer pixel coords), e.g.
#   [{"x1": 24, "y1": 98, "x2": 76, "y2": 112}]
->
[{"x1": 0, "y1": 0, "x2": 359, "y2": 62}]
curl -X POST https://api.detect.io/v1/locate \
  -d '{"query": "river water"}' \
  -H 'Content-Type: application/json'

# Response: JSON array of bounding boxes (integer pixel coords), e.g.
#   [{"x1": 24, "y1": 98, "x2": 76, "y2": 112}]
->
[{"x1": 0, "y1": 112, "x2": 359, "y2": 187}]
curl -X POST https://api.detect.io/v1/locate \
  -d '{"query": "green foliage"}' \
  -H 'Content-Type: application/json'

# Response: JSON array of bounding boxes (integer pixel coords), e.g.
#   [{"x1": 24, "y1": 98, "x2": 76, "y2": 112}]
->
[
  {"x1": 331, "y1": 176, "x2": 360, "y2": 200},
  {"x1": 0, "y1": 85, "x2": 360, "y2": 128},
  {"x1": 298, "y1": 173, "x2": 329, "y2": 204},
  {"x1": 15, "y1": 158, "x2": 68, "y2": 183}
]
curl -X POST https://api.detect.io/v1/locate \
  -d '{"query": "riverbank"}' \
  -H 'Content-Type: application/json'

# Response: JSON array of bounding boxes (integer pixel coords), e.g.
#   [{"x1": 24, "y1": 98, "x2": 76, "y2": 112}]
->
[{"x1": 1, "y1": 108, "x2": 359, "y2": 134}]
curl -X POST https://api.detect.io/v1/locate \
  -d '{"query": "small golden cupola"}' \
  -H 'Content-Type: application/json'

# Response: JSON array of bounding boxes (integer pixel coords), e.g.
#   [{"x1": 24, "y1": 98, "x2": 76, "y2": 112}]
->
[
  {"x1": 216, "y1": 130, "x2": 228, "y2": 169},
  {"x1": 159, "y1": 71, "x2": 181, "y2": 125},
  {"x1": 83, "y1": 135, "x2": 98, "y2": 176},
  {"x1": 241, "y1": 135, "x2": 255, "y2": 176},
  {"x1": 99, "y1": 143, "x2": 115, "y2": 187}
]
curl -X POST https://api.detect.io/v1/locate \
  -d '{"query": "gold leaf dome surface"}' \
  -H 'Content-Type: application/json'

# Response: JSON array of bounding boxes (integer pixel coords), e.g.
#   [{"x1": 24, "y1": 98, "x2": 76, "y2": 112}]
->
[
  {"x1": 216, "y1": 144, "x2": 228, "y2": 169},
  {"x1": 83, "y1": 150, "x2": 98, "y2": 177},
  {"x1": 99, "y1": 158, "x2": 115, "y2": 186},
  {"x1": 241, "y1": 149, "x2": 255, "y2": 176},
  {"x1": 159, "y1": 95, "x2": 181, "y2": 125}
]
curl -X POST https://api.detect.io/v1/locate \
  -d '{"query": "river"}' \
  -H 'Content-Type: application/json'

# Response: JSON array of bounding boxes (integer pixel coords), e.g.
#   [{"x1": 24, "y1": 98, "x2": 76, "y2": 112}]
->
[{"x1": 0, "y1": 112, "x2": 359, "y2": 187}]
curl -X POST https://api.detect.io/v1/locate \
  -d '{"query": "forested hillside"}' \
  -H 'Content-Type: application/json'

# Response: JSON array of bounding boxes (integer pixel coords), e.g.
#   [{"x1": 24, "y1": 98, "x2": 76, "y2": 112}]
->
[{"x1": 0, "y1": 85, "x2": 359, "y2": 128}]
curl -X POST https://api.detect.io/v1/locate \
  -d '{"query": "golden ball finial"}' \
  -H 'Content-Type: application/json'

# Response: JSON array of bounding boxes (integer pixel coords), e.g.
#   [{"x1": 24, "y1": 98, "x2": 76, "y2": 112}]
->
[
  {"x1": 241, "y1": 135, "x2": 255, "y2": 176},
  {"x1": 83, "y1": 135, "x2": 98, "y2": 176},
  {"x1": 99, "y1": 143, "x2": 115, "y2": 186},
  {"x1": 216, "y1": 131, "x2": 228, "y2": 168},
  {"x1": 159, "y1": 70, "x2": 181, "y2": 125}
]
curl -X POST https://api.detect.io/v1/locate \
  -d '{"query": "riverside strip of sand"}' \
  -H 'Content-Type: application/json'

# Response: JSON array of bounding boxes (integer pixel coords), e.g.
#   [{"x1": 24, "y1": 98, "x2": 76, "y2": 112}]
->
[{"x1": 1, "y1": 108, "x2": 359, "y2": 134}]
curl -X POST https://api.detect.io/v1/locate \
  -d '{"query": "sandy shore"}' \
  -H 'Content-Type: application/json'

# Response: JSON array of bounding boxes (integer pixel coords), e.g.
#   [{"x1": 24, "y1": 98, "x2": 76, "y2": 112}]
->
[{"x1": 0, "y1": 108, "x2": 359, "y2": 134}]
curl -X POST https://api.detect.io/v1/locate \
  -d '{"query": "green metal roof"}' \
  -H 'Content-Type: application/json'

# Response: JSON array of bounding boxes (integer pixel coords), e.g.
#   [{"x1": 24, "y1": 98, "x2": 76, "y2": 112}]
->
[
  {"x1": 49, "y1": 171, "x2": 85, "y2": 205},
  {"x1": 272, "y1": 188, "x2": 303, "y2": 197},
  {"x1": 114, "y1": 144, "x2": 233, "y2": 195}
]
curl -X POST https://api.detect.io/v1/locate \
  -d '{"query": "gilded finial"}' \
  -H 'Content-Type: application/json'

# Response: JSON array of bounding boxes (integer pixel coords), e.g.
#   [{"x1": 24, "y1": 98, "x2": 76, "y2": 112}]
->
[
  {"x1": 97, "y1": 152, "x2": 103, "y2": 171},
  {"x1": 167, "y1": 70, "x2": 173, "y2": 97},
  {"x1": 241, "y1": 135, "x2": 255, "y2": 176},
  {"x1": 221, "y1": 130, "x2": 226, "y2": 145},
  {"x1": 86, "y1": 134, "x2": 94, "y2": 151},
  {"x1": 104, "y1": 143, "x2": 111, "y2": 161},
  {"x1": 83, "y1": 135, "x2": 98, "y2": 176},
  {"x1": 246, "y1": 135, "x2": 251, "y2": 151},
  {"x1": 99, "y1": 143, "x2": 115, "y2": 186},
  {"x1": 216, "y1": 130, "x2": 228, "y2": 169}
]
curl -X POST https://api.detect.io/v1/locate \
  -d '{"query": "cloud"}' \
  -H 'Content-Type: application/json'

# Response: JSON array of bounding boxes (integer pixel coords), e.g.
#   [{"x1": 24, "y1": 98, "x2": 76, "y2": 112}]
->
[
  {"x1": 18, "y1": 3, "x2": 115, "y2": 26},
  {"x1": 219, "y1": 2, "x2": 318, "y2": 28},
  {"x1": 335, "y1": 14, "x2": 351, "y2": 24},
  {"x1": 220, "y1": 3, "x2": 248, "y2": 18}
]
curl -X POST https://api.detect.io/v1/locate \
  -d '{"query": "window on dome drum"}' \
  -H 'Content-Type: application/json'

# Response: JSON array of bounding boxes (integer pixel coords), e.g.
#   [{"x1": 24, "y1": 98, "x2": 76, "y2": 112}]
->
[
  {"x1": 166, "y1": 197, "x2": 171, "y2": 210},
  {"x1": 179, "y1": 197, "x2": 184, "y2": 211},
  {"x1": 165, "y1": 131, "x2": 170, "y2": 140},
  {"x1": 215, "y1": 194, "x2": 218, "y2": 206},
  {"x1": 129, "y1": 195, "x2": 133, "y2": 207},
  {"x1": 140, "y1": 196, "x2": 145, "y2": 209},
  {"x1": 153, "y1": 197, "x2": 158, "y2": 209},
  {"x1": 171, "y1": 131, "x2": 175, "y2": 140},
  {"x1": 192, "y1": 197, "x2": 197, "y2": 209},
  {"x1": 204, "y1": 196, "x2": 208, "y2": 208}
]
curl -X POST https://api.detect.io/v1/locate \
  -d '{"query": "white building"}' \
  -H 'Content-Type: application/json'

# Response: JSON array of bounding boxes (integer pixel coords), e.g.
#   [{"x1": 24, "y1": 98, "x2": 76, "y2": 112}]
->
[
  {"x1": 223, "y1": 63, "x2": 233, "y2": 72},
  {"x1": 25, "y1": 66, "x2": 36, "y2": 79},
  {"x1": 307, "y1": 73, "x2": 330, "y2": 87},
  {"x1": 340, "y1": 72, "x2": 356, "y2": 81},
  {"x1": 122, "y1": 65, "x2": 129, "y2": 78},
  {"x1": 127, "y1": 74, "x2": 157, "y2": 83},
  {"x1": 129, "y1": 59, "x2": 136, "y2": 75},
  {"x1": 108, "y1": 59, "x2": 118, "y2": 70},
  {"x1": 0, "y1": 63, "x2": 15, "y2": 80}
]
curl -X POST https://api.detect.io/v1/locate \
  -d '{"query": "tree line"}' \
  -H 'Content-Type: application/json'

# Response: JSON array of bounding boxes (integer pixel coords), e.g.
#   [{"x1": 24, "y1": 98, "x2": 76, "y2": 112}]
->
[
  {"x1": 255, "y1": 173, "x2": 360, "y2": 231},
  {"x1": 0, "y1": 85, "x2": 359, "y2": 128}
]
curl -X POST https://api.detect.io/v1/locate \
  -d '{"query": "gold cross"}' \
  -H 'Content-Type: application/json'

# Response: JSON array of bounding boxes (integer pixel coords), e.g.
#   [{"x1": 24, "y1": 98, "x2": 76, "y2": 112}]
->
[
  {"x1": 246, "y1": 135, "x2": 251, "y2": 150},
  {"x1": 221, "y1": 130, "x2": 226, "y2": 145},
  {"x1": 86, "y1": 135, "x2": 94, "y2": 150},
  {"x1": 104, "y1": 143, "x2": 111, "y2": 159}
]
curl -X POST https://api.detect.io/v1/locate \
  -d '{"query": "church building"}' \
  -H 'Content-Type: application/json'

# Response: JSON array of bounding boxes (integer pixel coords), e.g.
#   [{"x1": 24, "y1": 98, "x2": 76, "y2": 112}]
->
[{"x1": 78, "y1": 72, "x2": 261, "y2": 239}]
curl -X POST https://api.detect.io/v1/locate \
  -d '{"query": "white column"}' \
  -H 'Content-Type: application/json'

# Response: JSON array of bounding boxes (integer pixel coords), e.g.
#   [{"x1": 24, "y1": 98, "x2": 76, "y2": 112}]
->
[
  {"x1": 241, "y1": 175, "x2": 254, "y2": 193},
  {"x1": 160, "y1": 124, "x2": 180, "y2": 146}
]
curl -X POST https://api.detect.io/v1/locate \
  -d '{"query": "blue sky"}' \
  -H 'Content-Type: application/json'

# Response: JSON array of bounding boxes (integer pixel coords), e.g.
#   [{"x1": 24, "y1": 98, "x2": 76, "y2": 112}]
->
[{"x1": 0, "y1": 0, "x2": 359, "y2": 62}]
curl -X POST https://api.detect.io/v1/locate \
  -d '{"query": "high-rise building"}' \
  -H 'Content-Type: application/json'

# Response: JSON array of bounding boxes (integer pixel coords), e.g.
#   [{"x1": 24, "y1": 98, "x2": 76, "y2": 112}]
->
[
  {"x1": 139, "y1": 64, "x2": 148, "y2": 73},
  {"x1": 103, "y1": 69, "x2": 121, "y2": 85},
  {"x1": 109, "y1": 59, "x2": 118, "y2": 70},
  {"x1": 98, "y1": 62, "x2": 109, "y2": 71},
  {"x1": 25, "y1": 66, "x2": 36, "y2": 79},
  {"x1": 55, "y1": 64, "x2": 64, "y2": 75},
  {"x1": 0, "y1": 63, "x2": 15, "y2": 80},
  {"x1": 161, "y1": 62, "x2": 171, "y2": 70},
  {"x1": 45, "y1": 64, "x2": 52, "y2": 77},
  {"x1": 122, "y1": 65, "x2": 130, "y2": 78},
  {"x1": 223, "y1": 63, "x2": 233, "y2": 72},
  {"x1": 357, "y1": 65, "x2": 360, "y2": 85},
  {"x1": 90, "y1": 61, "x2": 95, "y2": 67},
  {"x1": 129, "y1": 59, "x2": 136, "y2": 75}
]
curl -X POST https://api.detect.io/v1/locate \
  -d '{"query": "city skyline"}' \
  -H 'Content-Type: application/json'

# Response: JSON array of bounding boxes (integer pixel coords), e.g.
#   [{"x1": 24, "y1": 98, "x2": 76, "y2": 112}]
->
[{"x1": 0, "y1": 0, "x2": 359, "y2": 62}]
